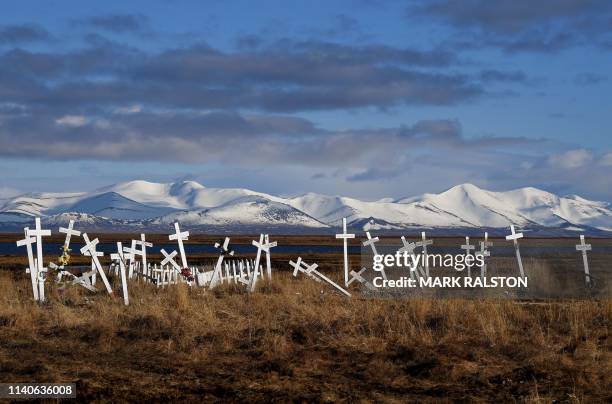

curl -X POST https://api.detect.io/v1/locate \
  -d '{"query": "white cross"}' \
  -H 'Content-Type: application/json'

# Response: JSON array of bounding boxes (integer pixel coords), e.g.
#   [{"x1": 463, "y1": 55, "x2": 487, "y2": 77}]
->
[
  {"x1": 249, "y1": 234, "x2": 277, "y2": 292},
  {"x1": 362, "y1": 231, "x2": 380, "y2": 255},
  {"x1": 505, "y1": 225, "x2": 525, "y2": 278},
  {"x1": 59, "y1": 220, "x2": 81, "y2": 248},
  {"x1": 478, "y1": 232, "x2": 492, "y2": 280},
  {"x1": 110, "y1": 242, "x2": 129, "y2": 305},
  {"x1": 209, "y1": 237, "x2": 234, "y2": 288},
  {"x1": 290, "y1": 257, "x2": 351, "y2": 297},
  {"x1": 416, "y1": 231, "x2": 433, "y2": 277},
  {"x1": 26, "y1": 218, "x2": 51, "y2": 299},
  {"x1": 16, "y1": 227, "x2": 39, "y2": 301},
  {"x1": 335, "y1": 217, "x2": 355, "y2": 287},
  {"x1": 169, "y1": 222, "x2": 189, "y2": 269},
  {"x1": 161, "y1": 249, "x2": 181, "y2": 271},
  {"x1": 461, "y1": 236, "x2": 475, "y2": 277},
  {"x1": 348, "y1": 267, "x2": 376, "y2": 291},
  {"x1": 264, "y1": 234, "x2": 277, "y2": 278},
  {"x1": 576, "y1": 234, "x2": 592, "y2": 287},
  {"x1": 135, "y1": 233, "x2": 153, "y2": 275},
  {"x1": 80, "y1": 233, "x2": 113, "y2": 294}
]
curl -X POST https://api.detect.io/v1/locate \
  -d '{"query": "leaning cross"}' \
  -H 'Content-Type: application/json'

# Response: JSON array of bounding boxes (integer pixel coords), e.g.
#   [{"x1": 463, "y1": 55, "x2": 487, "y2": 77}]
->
[
  {"x1": 416, "y1": 231, "x2": 433, "y2": 277},
  {"x1": 16, "y1": 227, "x2": 39, "y2": 301},
  {"x1": 169, "y1": 222, "x2": 189, "y2": 269},
  {"x1": 575, "y1": 235, "x2": 592, "y2": 288},
  {"x1": 249, "y1": 234, "x2": 278, "y2": 292},
  {"x1": 80, "y1": 233, "x2": 113, "y2": 294},
  {"x1": 460, "y1": 236, "x2": 475, "y2": 277},
  {"x1": 290, "y1": 257, "x2": 351, "y2": 297},
  {"x1": 161, "y1": 249, "x2": 181, "y2": 272},
  {"x1": 209, "y1": 237, "x2": 234, "y2": 288},
  {"x1": 335, "y1": 217, "x2": 355, "y2": 287},
  {"x1": 59, "y1": 219, "x2": 81, "y2": 249},
  {"x1": 505, "y1": 225, "x2": 525, "y2": 278},
  {"x1": 110, "y1": 242, "x2": 129, "y2": 305},
  {"x1": 363, "y1": 231, "x2": 387, "y2": 281},
  {"x1": 26, "y1": 217, "x2": 51, "y2": 292},
  {"x1": 348, "y1": 267, "x2": 376, "y2": 291}
]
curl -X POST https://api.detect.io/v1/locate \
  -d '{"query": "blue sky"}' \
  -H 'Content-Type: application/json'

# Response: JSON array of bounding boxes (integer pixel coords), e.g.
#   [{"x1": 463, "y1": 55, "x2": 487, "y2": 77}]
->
[{"x1": 0, "y1": 0, "x2": 611, "y2": 200}]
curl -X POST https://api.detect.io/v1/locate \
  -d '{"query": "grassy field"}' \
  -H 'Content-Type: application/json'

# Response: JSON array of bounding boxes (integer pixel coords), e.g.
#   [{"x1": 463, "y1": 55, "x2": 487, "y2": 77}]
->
[{"x1": 0, "y1": 268, "x2": 609, "y2": 402}]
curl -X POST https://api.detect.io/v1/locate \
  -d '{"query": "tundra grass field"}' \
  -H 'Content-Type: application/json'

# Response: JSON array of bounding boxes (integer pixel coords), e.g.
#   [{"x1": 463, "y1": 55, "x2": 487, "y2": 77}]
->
[{"x1": 0, "y1": 265, "x2": 610, "y2": 402}]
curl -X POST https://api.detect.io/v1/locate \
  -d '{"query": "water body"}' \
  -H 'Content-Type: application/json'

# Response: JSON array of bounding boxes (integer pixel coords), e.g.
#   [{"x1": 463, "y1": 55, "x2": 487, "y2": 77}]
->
[{"x1": 4, "y1": 242, "x2": 612, "y2": 256}]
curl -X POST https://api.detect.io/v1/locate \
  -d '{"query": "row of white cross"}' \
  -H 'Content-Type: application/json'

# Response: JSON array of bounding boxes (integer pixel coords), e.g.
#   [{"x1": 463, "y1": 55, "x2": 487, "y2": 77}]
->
[{"x1": 15, "y1": 219, "x2": 279, "y2": 304}]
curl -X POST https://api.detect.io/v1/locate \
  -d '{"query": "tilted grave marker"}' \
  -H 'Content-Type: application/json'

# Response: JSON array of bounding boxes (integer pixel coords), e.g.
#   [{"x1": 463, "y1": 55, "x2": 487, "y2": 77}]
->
[
  {"x1": 575, "y1": 235, "x2": 592, "y2": 288},
  {"x1": 249, "y1": 234, "x2": 277, "y2": 292},
  {"x1": 26, "y1": 218, "x2": 51, "y2": 302},
  {"x1": 347, "y1": 267, "x2": 376, "y2": 291},
  {"x1": 16, "y1": 227, "x2": 39, "y2": 301},
  {"x1": 505, "y1": 225, "x2": 525, "y2": 278},
  {"x1": 460, "y1": 236, "x2": 475, "y2": 277},
  {"x1": 135, "y1": 234, "x2": 153, "y2": 279},
  {"x1": 209, "y1": 237, "x2": 235, "y2": 288},
  {"x1": 418, "y1": 231, "x2": 433, "y2": 277},
  {"x1": 58, "y1": 220, "x2": 80, "y2": 266},
  {"x1": 335, "y1": 217, "x2": 355, "y2": 286},
  {"x1": 110, "y1": 242, "x2": 130, "y2": 305},
  {"x1": 80, "y1": 233, "x2": 113, "y2": 294},
  {"x1": 290, "y1": 257, "x2": 351, "y2": 297},
  {"x1": 169, "y1": 222, "x2": 189, "y2": 269},
  {"x1": 363, "y1": 231, "x2": 387, "y2": 280}
]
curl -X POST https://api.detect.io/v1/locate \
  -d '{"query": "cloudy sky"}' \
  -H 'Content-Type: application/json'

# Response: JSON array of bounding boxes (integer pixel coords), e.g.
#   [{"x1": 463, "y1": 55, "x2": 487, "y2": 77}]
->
[{"x1": 0, "y1": 0, "x2": 611, "y2": 201}]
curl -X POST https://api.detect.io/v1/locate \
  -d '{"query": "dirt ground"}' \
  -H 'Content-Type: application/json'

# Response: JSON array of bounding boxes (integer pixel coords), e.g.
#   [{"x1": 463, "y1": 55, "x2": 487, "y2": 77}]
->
[{"x1": 0, "y1": 267, "x2": 610, "y2": 403}]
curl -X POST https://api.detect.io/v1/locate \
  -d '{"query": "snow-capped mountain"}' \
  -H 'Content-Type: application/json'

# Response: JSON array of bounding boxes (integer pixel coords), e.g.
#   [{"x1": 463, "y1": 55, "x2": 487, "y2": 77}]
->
[{"x1": 0, "y1": 181, "x2": 610, "y2": 234}]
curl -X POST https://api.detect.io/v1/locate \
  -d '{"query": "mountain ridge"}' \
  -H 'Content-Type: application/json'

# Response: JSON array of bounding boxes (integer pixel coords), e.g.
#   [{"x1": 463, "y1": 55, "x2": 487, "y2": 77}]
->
[{"x1": 0, "y1": 180, "x2": 610, "y2": 234}]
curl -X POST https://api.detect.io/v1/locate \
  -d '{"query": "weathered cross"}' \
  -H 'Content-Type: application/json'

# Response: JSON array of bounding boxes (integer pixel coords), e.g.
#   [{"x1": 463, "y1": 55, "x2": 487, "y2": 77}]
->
[
  {"x1": 416, "y1": 231, "x2": 433, "y2": 277},
  {"x1": 160, "y1": 249, "x2": 181, "y2": 272},
  {"x1": 460, "y1": 236, "x2": 475, "y2": 277},
  {"x1": 505, "y1": 225, "x2": 525, "y2": 278},
  {"x1": 363, "y1": 231, "x2": 387, "y2": 280},
  {"x1": 123, "y1": 240, "x2": 140, "y2": 278},
  {"x1": 135, "y1": 233, "x2": 153, "y2": 275},
  {"x1": 26, "y1": 218, "x2": 51, "y2": 299},
  {"x1": 347, "y1": 267, "x2": 376, "y2": 291},
  {"x1": 59, "y1": 220, "x2": 81, "y2": 249},
  {"x1": 80, "y1": 233, "x2": 113, "y2": 294},
  {"x1": 477, "y1": 232, "x2": 492, "y2": 279},
  {"x1": 249, "y1": 234, "x2": 278, "y2": 292},
  {"x1": 209, "y1": 237, "x2": 234, "y2": 288},
  {"x1": 169, "y1": 222, "x2": 189, "y2": 269},
  {"x1": 16, "y1": 227, "x2": 39, "y2": 301},
  {"x1": 290, "y1": 257, "x2": 351, "y2": 297},
  {"x1": 575, "y1": 234, "x2": 592, "y2": 287},
  {"x1": 110, "y1": 242, "x2": 130, "y2": 305},
  {"x1": 335, "y1": 217, "x2": 355, "y2": 287}
]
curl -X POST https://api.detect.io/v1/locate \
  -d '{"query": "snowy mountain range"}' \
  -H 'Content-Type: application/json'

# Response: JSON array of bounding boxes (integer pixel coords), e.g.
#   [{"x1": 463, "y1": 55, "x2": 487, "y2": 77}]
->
[{"x1": 0, "y1": 180, "x2": 610, "y2": 235}]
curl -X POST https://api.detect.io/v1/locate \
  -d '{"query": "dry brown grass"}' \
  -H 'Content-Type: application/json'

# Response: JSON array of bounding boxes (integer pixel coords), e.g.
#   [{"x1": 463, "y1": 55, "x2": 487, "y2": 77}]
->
[{"x1": 0, "y1": 270, "x2": 610, "y2": 402}]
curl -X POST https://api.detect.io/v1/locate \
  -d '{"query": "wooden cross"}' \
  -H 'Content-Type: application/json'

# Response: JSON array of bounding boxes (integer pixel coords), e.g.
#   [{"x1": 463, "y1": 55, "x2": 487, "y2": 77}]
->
[
  {"x1": 16, "y1": 227, "x2": 39, "y2": 301},
  {"x1": 135, "y1": 233, "x2": 153, "y2": 276},
  {"x1": 161, "y1": 249, "x2": 181, "y2": 272},
  {"x1": 416, "y1": 232, "x2": 433, "y2": 277},
  {"x1": 335, "y1": 218, "x2": 355, "y2": 286},
  {"x1": 363, "y1": 231, "x2": 387, "y2": 280},
  {"x1": 59, "y1": 220, "x2": 81, "y2": 248},
  {"x1": 575, "y1": 235, "x2": 592, "y2": 287},
  {"x1": 123, "y1": 240, "x2": 140, "y2": 278},
  {"x1": 290, "y1": 257, "x2": 350, "y2": 297},
  {"x1": 460, "y1": 236, "x2": 475, "y2": 277},
  {"x1": 26, "y1": 218, "x2": 51, "y2": 300},
  {"x1": 80, "y1": 233, "x2": 113, "y2": 294},
  {"x1": 110, "y1": 242, "x2": 130, "y2": 305},
  {"x1": 505, "y1": 225, "x2": 525, "y2": 277},
  {"x1": 169, "y1": 222, "x2": 189, "y2": 269},
  {"x1": 348, "y1": 267, "x2": 376, "y2": 291},
  {"x1": 209, "y1": 237, "x2": 234, "y2": 288},
  {"x1": 478, "y1": 232, "x2": 493, "y2": 280},
  {"x1": 249, "y1": 234, "x2": 277, "y2": 292}
]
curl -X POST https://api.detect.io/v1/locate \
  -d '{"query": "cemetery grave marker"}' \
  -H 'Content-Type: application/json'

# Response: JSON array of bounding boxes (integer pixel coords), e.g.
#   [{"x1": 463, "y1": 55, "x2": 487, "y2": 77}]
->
[
  {"x1": 505, "y1": 225, "x2": 525, "y2": 278},
  {"x1": 335, "y1": 217, "x2": 355, "y2": 286},
  {"x1": 290, "y1": 257, "x2": 351, "y2": 297},
  {"x1": 575, "y1": 235, "x2": 592, "y2": 288}
]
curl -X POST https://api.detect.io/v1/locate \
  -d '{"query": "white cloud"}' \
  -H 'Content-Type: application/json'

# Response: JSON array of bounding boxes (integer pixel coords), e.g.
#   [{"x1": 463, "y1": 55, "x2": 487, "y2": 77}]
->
[
  {"x1": 548, "y1": 148, "x2": 593, "y2": 169},
  {"x1": 55, "y1": 115, "x2": 88, "y2": 127},
  {"x1": 114, "y1": 104, "x2": 142, "y2": 115},
  {"x1": 601, "y1": 152, "x2": 612, "y2": 166}
]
